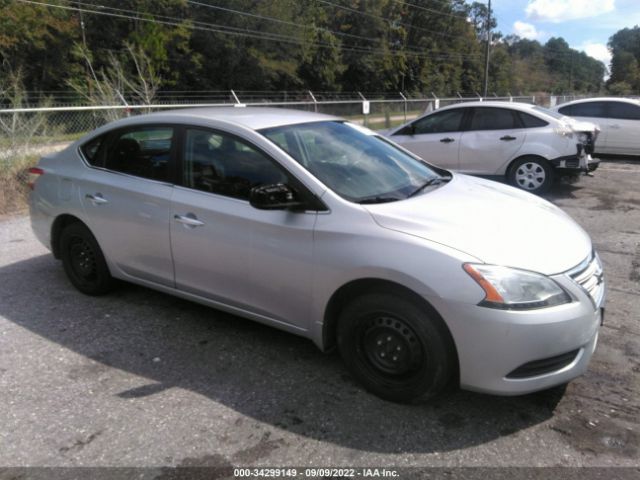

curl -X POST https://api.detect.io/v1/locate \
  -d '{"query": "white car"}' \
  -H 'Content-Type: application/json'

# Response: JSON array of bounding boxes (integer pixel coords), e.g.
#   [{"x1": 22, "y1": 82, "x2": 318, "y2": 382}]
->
[
  {"x1": 384, "y1": 101, "x2": 600, "y2": 193},
  {"x1": 554, "y1": 97, "x2": 640, "y2": 155}
]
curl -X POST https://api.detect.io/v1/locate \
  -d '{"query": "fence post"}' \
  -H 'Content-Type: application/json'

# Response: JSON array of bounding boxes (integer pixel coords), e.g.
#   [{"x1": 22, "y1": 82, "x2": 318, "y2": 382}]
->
[
  {"x1": 507, "y1": 92, "x2": 513, "y2": 102},
  {"x1": 115, "y1": 89, "x2": 130, "y2": 117},
  {"x1": 431, "y1": 92, "x2": 440, "y2": 110},
  {"x1": 308, "y1": 90, "x2": 318, "y2": 113},
  {"x1": 230, "y1": 90, "x2": 246, "y2": 107},
  {"x1": 399, "y1": 91, "x2": 407, "y2": 122},
  {"x1": 357, "y1": 92, "x2": 369, "y2": 127}
]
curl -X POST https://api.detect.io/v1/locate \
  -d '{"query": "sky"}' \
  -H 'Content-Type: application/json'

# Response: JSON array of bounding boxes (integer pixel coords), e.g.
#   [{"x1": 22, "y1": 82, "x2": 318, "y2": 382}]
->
[{"x1": 492, "y1": 0, "x2": 640, "y2": 73}]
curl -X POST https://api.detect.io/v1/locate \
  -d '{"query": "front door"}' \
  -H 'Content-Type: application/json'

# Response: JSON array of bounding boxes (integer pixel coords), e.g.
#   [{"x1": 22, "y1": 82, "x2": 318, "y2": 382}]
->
[
  {"x1": 390, "y1": 108, "x2": 466, "y2": 169},
  {"x1": 169, "y1": 127, "x2": 317, "y2": 329}
]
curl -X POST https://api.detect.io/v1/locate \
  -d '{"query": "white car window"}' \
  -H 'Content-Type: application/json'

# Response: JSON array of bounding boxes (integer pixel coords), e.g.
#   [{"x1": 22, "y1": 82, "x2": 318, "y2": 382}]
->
[
  {"x1": 468, "y1": 108, "x2": 518, "y2": 131},
  {"x1": 608, "y1": 102, "x2": 640, "y2": 120}
]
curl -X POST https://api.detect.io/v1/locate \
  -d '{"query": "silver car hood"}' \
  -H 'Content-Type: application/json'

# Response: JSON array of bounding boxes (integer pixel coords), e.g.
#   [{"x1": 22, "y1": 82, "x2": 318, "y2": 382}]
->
[{"x1": 365, "y1": 174, "x2": 592, "y2": 275}]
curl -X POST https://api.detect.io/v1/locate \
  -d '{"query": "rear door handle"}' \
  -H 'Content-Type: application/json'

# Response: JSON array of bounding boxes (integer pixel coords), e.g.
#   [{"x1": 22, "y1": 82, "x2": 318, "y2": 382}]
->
[
  {"x1": 500, "y1": 135, "x2": 517, "y2": 141},
  {"x1": 609, "y1": 124, "x2": 620, "y2": 129},
  {"x1": 85, "y1": 193, "x2": 108, "y2": 205},
  {"x1": 174, "y1": 214, "x2": 204, "y2": 227},
  {"x1": 440, "y1": 137, "x2": 455, "y2": 143}
]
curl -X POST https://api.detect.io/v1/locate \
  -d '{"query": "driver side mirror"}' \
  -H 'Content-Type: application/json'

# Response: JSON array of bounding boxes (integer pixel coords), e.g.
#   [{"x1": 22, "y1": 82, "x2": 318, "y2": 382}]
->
[{"x1": 249, "y1": 183, "x2": 305, "y2": 211}]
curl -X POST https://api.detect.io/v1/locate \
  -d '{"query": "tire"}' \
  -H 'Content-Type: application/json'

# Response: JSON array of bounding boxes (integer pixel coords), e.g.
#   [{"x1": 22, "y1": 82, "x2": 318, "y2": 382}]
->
[
  {"x1": 508, "y1": 156, "x2": 554, "y2": 194},
  {"x1": 60, "y1": 222, "x2": 115, "y2": 295},
  {"x1": 337, "y1": 292, "x2": 455, "y2": 403}
]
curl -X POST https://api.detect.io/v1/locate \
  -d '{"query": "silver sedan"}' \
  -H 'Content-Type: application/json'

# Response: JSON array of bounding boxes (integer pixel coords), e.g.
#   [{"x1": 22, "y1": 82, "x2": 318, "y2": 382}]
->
[{"x1": 28, "y1": 108, "x2": 605, "y2": 402}]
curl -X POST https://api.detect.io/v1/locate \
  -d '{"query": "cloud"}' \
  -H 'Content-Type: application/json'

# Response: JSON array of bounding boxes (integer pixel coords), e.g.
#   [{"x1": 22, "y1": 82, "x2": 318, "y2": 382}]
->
[
  {"x1": 526, "y1": 0, "x2": 615, "y2": 23},
  {"x1": 513, "y1": 21, "x2": 545, "y2": 40},
  {"x1": 579, "y1": 42, "x2": 612, "y2": 66}
]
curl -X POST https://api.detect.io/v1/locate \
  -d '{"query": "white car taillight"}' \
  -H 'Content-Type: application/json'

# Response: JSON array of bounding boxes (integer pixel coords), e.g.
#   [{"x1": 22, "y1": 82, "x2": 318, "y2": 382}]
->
[{"x1": 26, "y1": 167, "x2": 44, "y2": 190}]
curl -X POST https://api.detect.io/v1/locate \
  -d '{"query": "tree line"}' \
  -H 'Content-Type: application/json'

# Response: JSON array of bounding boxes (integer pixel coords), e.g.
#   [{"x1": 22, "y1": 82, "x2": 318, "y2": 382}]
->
[{"x1": 0, "y1": 0, "x2": 632, "y2": 103}]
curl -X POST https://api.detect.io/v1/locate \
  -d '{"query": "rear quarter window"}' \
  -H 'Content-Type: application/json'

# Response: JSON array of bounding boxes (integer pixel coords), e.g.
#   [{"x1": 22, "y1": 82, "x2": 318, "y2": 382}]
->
[
  {"x1": 80, "y1": 135, "x2": 105, "y2": 166},
  {"x1": 518, "y1": 112, "x2": 549, "y2": 128}
]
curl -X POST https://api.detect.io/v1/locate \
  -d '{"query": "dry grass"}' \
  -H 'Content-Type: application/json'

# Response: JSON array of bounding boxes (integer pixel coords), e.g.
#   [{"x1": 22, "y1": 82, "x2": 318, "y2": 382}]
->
[{"x1": 0, "y1": 155, "x2": 39, "y2": 215}]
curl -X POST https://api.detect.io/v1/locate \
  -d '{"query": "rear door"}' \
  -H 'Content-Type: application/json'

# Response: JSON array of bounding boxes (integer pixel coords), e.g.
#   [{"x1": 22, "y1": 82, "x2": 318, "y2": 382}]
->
[
  {"x1": 458, "y1": 107, "x2": 526, "y2": 175},
  {"x1": 390, "y1": 108, "x2": 466, "y2": 169},
  {"x1": 169, "y1": 127, "x2": 317, "y2": 328},
  {"x1": 604, "y1": 101, "x2": 640, "y2": 154},
  {"x1": 79, "y1": 125, "x2": 175, "y2": 286}
]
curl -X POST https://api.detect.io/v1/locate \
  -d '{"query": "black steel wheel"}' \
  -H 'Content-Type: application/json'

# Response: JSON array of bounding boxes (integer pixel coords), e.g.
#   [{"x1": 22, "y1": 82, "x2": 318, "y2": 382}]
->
[
  {"x1": 337, "y1": 292, "x2": 455, "y2": 403},
  {"x1": 60, "y1": 222, "x2": 114, "y2": 295}
]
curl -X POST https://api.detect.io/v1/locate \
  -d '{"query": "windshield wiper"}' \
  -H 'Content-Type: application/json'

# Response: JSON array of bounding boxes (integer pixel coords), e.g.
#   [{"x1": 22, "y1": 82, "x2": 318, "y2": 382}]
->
[
  {"x1": 357, "y1": 196, "x2": 401, "y2": 205},
  {"x1": 408, "y1": 176, "x2": 450, "y2": 198}
]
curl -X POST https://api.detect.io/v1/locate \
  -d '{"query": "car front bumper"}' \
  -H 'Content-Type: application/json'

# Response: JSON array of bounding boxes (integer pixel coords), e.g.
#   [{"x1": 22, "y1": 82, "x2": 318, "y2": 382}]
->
[
  {"x1": 550, "y1": 153, "x2": 600, "y2": 174},
  {"x1": 428, "y1": 260, "x2": 605, "y2": 395}
]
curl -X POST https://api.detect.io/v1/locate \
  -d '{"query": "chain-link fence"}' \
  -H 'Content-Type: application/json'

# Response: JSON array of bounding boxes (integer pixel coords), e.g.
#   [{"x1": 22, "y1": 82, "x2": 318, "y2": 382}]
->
[{"x1": 0, "y1": 93, "x2": 537, "y2": 164}]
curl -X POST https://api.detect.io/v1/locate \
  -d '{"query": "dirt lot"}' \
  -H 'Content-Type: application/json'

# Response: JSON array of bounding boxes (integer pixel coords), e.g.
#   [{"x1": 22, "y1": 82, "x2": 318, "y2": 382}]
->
[{"x1": 0, "y1": 160, "x2": 639, "y2": 475}]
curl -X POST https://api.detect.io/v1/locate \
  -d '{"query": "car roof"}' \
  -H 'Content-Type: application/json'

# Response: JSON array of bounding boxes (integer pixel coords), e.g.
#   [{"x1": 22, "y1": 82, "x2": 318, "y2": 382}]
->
[
  {"x1": 437, "y1": 101, "x2": 538, "y2": 112},
  {"x1": 98, "y1": 107, "x2": 342, "y2": 132},
  {"x1": 555, "y1": 97, "x2": 640, "y2": 108}
]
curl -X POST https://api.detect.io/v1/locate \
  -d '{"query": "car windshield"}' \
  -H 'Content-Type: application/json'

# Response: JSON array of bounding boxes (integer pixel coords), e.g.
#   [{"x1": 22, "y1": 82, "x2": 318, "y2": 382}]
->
[{"x1": 260, "y1": 121, "x2": 445, "y2": 203}]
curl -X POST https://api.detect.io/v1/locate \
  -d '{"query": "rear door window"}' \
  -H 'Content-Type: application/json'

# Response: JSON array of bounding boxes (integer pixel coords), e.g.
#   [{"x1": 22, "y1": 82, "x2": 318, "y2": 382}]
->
[
  {"x1": 468, "y1": 108, "x2": 518, "y2": 131},
  {"x1": 102, "y1": 127, "x2": 174, "y2": 182},
  {"x1": 607, "y1": 102, "x2": 640, "y2": 120}
]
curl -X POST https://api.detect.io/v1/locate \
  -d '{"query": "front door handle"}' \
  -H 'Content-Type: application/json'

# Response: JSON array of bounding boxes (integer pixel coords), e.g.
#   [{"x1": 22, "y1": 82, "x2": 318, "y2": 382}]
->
[
  {"x1": 85, "y1": 193, "x2": 108, "y2": 205},
  {"x1": 609, "y1": 124, "x2": 620, "y2": 129},
  {"x1": 440, "y1": 137, "x2": 455, "y2": 143},
  {"x1": 500, "y1": 135, "x2": 517, "y2": 141},
  {"x1": 174, "y1": 214, "x2": 204, "y2": 227}
]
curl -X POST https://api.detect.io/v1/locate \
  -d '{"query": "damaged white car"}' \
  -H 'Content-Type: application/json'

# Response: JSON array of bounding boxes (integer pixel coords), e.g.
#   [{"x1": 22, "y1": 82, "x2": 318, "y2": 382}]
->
[{"x1": 384, "y1": 101, "x2": 600, "y2": 193}]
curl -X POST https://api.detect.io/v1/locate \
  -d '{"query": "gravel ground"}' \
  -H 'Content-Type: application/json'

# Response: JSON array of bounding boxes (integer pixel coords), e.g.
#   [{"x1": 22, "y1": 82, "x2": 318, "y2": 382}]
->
[{"x1": 0, "y1": 160, "x2": 639, "y2": 473}]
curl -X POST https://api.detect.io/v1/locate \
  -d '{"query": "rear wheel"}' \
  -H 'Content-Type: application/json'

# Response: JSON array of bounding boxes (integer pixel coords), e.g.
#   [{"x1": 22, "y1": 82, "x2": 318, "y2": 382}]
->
[
  {"x1": 337, "y1": 293, "x2": 455, "y2": 403},
  {"x1": 508, "y1": 156, "x2": 554, "y2": 194},
  {"x1": 60, "y1": 223, "x2": 114, "y2": 295}
]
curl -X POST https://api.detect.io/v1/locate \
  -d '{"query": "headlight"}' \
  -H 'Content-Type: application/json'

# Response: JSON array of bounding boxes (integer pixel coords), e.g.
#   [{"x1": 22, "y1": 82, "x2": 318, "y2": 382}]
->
[{"x1": 463, "y1": 264, "x2": 571, "y2": 310}]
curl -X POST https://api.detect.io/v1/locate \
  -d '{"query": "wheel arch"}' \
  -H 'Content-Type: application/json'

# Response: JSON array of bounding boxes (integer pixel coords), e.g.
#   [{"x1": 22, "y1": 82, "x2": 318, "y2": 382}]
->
[
  {"x1": 506, "y1": 154, "x2": 551, "y2": 177},
  {"x1": 322, "y1": 278, "x2": 459, "y2": 378},
  {"x1": 50, "y1": 214, "x2": 88, "y2": 259}
]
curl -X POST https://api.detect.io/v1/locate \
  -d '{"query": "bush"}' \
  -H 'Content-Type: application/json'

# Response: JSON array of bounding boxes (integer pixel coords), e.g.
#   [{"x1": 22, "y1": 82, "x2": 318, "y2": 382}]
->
[{"x1": 0, "y1": 155, "x2": 38, "y2": 215}]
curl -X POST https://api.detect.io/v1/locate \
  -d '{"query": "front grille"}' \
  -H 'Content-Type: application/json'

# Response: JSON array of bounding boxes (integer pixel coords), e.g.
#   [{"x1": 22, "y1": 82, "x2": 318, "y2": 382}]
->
[
  {"x1": 506, "y1": 349, "x2": 580, "y2": 379},
  {"x1": 568, "y1": 252, "x2": 605, "y2": 307},
  {"x1": 565, "y1": 157, "x2": 580, "y2": 168}
]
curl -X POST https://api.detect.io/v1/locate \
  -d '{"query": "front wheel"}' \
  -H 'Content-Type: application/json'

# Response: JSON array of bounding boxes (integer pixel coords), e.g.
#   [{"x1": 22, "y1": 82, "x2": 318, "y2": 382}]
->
[
  {"x1": 60, "y1": 222, "x2": 115, "y2": 295},
  {"x1": 337, "y1": 293, "x2": 455, "y2": 403},
  {"x1": 508, "y1": 157, "x2": 554, "y2": 194}
]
